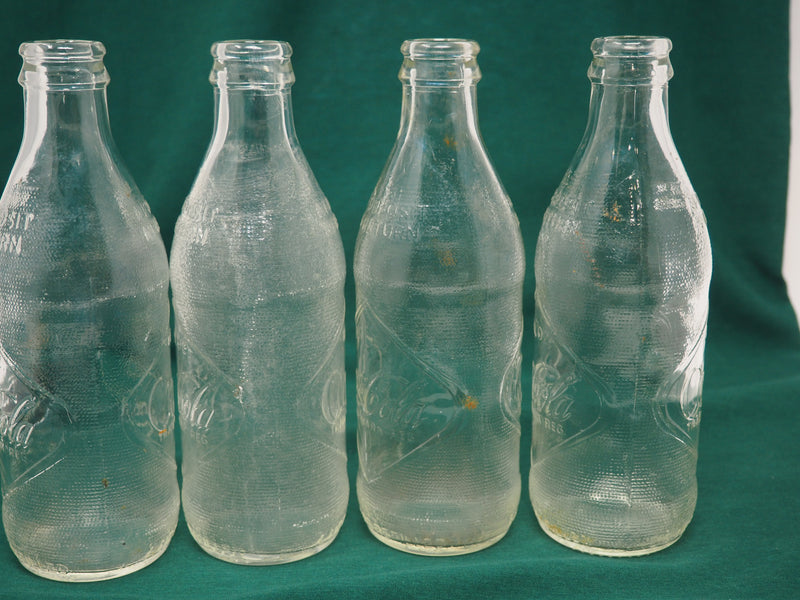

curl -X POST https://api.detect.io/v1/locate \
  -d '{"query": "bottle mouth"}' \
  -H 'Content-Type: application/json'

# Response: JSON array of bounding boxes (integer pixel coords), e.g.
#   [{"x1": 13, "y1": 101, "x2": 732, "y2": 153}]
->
[
  {"x1": 210, "y1": 40, "x2": 295, "y2": 90},
  {"x1": 591, "y1": 36, "x2": 672, "y2": 58},
  {"x1": 401, "y1": 38, "x2": 479, "y2": 61},
  {"x1": 18, "y1": 39, "x2": 109, "y2": 90},
  {"x1": 211, "y1": 40, "x2": 292, "y2": 62},
  {"x1": 20, "y1": 39, "x2": 106, "y2": 63},
  {"x1": 399, "y1": 38, "x2": 481, "y2": 86},
  {"x1": 588, "y1": 35, "x2": 673, "y2": 85}
]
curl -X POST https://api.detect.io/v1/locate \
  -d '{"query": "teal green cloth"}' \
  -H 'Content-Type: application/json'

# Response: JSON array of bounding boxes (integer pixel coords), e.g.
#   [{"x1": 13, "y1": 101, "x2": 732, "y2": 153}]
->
[{"x1": 0, "y1": 1, "x2": 798, "y2": 598}]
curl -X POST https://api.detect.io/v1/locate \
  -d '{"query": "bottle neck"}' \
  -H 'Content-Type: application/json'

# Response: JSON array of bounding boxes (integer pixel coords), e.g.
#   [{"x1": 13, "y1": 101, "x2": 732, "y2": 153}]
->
[
  {"x1": 579, "y1": 36, "x2": 676, "y2": 160},
  {"x1": 16, "y1": 40, "x2": 114, "y2": 163},
  {"x1": 396, "y1": 39, "x2": 482, "y2": 149},
  {"x1": 584, "y1": 80, "x2": 671, "y2": 151},
  {"x1": 205, "y1": 41, "x2": 298, "y2": 157},
  {"x1": 399, "y1": 81, "x2": 481, "y2": 147},
  {"x1": 18, "y1": 86, "x2": 113, "y2": 169},
  {"x1": 210, "y1": 87, "x2": 297, "y2": 151}
]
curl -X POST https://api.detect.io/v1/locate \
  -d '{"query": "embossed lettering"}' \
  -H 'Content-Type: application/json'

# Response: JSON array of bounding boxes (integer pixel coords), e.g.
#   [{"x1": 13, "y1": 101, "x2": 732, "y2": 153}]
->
[
  {"x1": 122, "y1": 348, "x2": 175, "y2": 454},
  {"x1": 0, "y1": 346, "x2": 73, "y2": 491},
  {"x1": 355, "y1": 300, "x2": 473, "y2": 481},
  {"x1": 176, "y1": 338, "x2": 244, "y2": 453},
  {"x1": 530, "y1": 306, "x2": 607, "y2": 454},
  {"x1": 0, "y1": 232, "x2": 23, "y2": 255},
  {"x1": 0, "y1": 210, "x2": 35, "y2": 231}
]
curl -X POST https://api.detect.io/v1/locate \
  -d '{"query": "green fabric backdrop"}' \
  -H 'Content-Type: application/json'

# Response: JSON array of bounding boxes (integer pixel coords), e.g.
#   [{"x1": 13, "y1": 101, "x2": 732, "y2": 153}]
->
[{"x1": 0, "y1": 1, "x2": 798, "y2": 598}]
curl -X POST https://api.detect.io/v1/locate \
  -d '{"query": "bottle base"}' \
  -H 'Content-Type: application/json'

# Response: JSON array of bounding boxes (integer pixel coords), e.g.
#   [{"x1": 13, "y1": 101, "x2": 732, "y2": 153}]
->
[
  {"x1": 365, "y1": 522, "x2": 508, "y2": 556},
  {"x1": 535, "y1": 513, "x2": 683, "y2": 557},
  {"x1": 13, "y1": 537, "x2": 172, "y2": 582},
  {"x1": 193, "y1": 535, "x2": 337, "y2": 565}
]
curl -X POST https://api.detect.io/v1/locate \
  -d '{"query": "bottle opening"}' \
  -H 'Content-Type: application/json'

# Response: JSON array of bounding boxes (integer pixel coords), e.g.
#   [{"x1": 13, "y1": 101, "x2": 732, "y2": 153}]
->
[
  {"x1": 19, "y1": 40, "x2": 106, "y2": 63},
  {"x1": 401, "y1": 39, "x2": 479, "y2": 61},
  {"x1": 18, "y1": 39, "x2": 109, "y2": 90},
  {"x1": 210, "y1": 40, "x2": 295, "y2": 90},
  {"x1": 399, "y1": 38, "x2": 481, "y2": 86},
  {"x1": 211, "y1": 40, "x2": 292, "y2": 62},
  {"x1": 588, "y1": 35, "x2": 673, "y2": 85},
  {"x1": 591, "y1": 36, "x2": 672, "y2": 58}
]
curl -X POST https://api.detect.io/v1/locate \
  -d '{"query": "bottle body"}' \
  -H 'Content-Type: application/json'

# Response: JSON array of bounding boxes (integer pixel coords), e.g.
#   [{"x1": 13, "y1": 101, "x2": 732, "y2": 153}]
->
[
  {"x1": 355, "y1": 39, "x2": 524, "y2": 555},
  {"x1": 170, "y1": 41, "x2": 347, "y2": 565},
  {"x1": 530, "y1": 37, "x2": 712, "y2": 556},
  {"x1": 0, "y1": 41, "x2": 179, "y2": 581}
]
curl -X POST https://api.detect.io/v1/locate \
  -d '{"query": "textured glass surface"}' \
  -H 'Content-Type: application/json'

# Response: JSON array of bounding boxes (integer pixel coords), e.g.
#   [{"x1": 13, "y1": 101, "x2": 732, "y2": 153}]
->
[
  {"x1": 530, "y1": 36, "x2": 713, "y2": 556},
  {"x1": 354, "y1": 39, "x2": 525, "y2": 556},
  {"x1": 0, "y1": 40, "x2": 179, "y2": 581},
  {"x1": 170, "y1": 41, "x2": 348, "y2": 565}
]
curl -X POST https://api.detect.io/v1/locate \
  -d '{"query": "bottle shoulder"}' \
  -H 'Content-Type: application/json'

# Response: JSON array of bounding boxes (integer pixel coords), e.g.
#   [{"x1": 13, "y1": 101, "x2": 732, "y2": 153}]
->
[
  {"x1": 355, "y1": 116, "x2": 524, "y2": 286},
  {"x1": 542, "y1": 172, "x2": 708, "y2": 238},
  {"x1": 354, "y1": 197, "x2": 524, "y2": 289},
  {"x1": 2, "y1": 140, "x2": 163, "y2": 231},
  {"x1": 171, "y1": 200, "x2": 345, "y2": 301},
  {"x1": 0, "y1": 176, "x2": 168, "y2": 300},
  {"x1": 178, "y1": 144, "x2": 335, "y2": 217},
  {"x1": 172, "y1": 189, "x2": 343, "y2": 259},
  {"x1": 534, "y1": 185, "x2": 712, "y2": 303}
]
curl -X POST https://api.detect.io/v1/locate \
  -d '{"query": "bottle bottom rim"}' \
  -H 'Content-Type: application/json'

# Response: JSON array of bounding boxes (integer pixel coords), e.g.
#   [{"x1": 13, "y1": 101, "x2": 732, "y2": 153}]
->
[
  {"x1": 365, "y1": 523, "x2": 509, "y2": 556},
  {"x1": 192, "y1": 534, "x2": 339, "y2": 565},
  {"x1": 13, "y1": 536, "x2": 172, "y2": 582},
  {"x1": 534, "y1": 512, "x2": 685, "y2": 557}
]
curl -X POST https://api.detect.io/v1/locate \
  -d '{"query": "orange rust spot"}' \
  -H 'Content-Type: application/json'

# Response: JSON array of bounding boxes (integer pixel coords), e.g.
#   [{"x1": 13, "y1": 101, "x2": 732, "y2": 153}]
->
[
  {"x1": 461, "y1": 395, "x2": 479, "y2": 410},
  {"x1": 439, "y1": 249, "x2": 457, "y2": 267},
  {"x1": 603, "y1": 200, "x2": 623, "y2": 222},
  {"x1": 574, "y1": 230, "x2": 603, "y2": 284},
  {"x1": 548, "y1": 521, "x2": 565, "y2": 537}
]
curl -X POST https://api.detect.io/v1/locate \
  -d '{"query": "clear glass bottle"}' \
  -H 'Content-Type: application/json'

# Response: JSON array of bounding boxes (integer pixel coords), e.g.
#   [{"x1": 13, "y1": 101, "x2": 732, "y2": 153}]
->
[
  {"x1": 354, "y1": 38, "x2": 525, "y2": 556},
  {"x1": 0, "y1": 40, "x2": 179, "y2": 581},
  {"x1": 170, "y1": 40, "x2": 348, "y2": 565},
  {"x1": 530, "y1": 36, "x2": 713, "y2": 556}
]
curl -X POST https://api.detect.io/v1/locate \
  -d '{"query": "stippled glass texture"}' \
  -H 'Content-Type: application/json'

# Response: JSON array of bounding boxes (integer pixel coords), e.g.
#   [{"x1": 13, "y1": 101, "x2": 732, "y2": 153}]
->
[
  {"x1": 170, "y1": 41, "x2": 348, "y2": 565},
  {"x1": 354, "y1": 39, "x2": 525, "y2": 556},
  {"x1": 0, "y1": 40, "x2": 179, "y2": 581},
  {"x1": 530, "y1": 36, "x2": 713, "y2": 556}
]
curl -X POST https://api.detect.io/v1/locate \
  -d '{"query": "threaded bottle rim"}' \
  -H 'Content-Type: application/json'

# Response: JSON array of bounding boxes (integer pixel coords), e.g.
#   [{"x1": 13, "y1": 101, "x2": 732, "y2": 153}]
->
[
  {"x1": 401, "y1": 39, "x2": 479, "y2": 60},
  {"x1": 399, "y1": 38, "x2": 481, "y2": 87},
  {"x1": 210, "y1": 40, "x2": 295, "y2": 90},
  {"x1": 18, "y1": 39, "x2": 109, "y2": 89},
  {"x1": 591, "y1": 36, "x2": 672, "y2": 58},
  {"x1": 588, "y1": 36, "x2": 673, "y2": 85}
]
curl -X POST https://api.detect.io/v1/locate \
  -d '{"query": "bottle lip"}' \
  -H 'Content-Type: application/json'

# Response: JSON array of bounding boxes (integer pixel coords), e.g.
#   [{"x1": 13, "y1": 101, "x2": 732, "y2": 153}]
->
[
  {"x1": 401, "y1": 38, "x2": 480, "y2": 60},
  {"x1": 211, "y1": 40, "x2": 292, "y2": 62},
  {"x1": 399, "y1": 38, "x2": 481, "y2": 87},
  {"x1": 588, "y1": 36, "x2": 673, "y2": 85},
  {"x1": 19, "y1": 39, "x2": 107, "y2": 63},
  {"x1": 591, "y1": 36, "x2": 672, "y2": 58},
  {"x1": 18, "y1": 39, "x2": 109, "y2": 90},
  {"x1": 210, "y1": 40, "x2": 295, "y2": 90}
]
